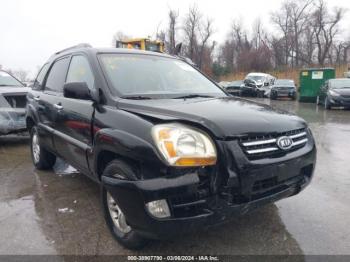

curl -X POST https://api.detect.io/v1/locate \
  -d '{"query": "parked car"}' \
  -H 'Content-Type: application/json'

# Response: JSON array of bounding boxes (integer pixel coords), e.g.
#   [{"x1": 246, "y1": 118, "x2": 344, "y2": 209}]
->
[
  {"x1": 218, "y1": 81, "x2": 230, "y2": 88},
  {"x1": 225, "y1": 80, "x2": 243, "y2": 96},
  {"x1": 240, "y1": 73, "x2": 275, "y2": 97},
  {"x1": 270, "y1": 79, "x2": 297, "y2": 100},
  {"x1": 317, "y1": 78, "x2": 350, "y2": 109},
  {"x1": 0, "y1": 70, "x2": 29, "y2": 135},
  {"x1": 26, "y1": 44, "x2": 316, "y2": 249}
]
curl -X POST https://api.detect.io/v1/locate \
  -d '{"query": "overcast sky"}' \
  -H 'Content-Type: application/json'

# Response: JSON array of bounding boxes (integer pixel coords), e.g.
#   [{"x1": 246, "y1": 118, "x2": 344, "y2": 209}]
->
[{"x1": 1, "y1": 0, "x2": 349, "y2": 78}]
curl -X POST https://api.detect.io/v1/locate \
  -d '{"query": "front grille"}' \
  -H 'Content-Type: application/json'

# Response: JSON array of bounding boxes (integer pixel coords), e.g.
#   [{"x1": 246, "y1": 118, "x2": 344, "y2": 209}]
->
[
  {"x1": 240, "y1": 128, "x2": 308, "y2": 160},
  {"x1": 277, "y1": 87, "x2": 293, "y2": 91},
  {"x1": 4, "y1": 95, "x2": 27, "y2": 108}
]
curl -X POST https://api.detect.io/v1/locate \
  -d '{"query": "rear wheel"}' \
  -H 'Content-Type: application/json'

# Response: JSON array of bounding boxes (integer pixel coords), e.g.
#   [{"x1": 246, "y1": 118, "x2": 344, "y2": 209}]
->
[
  {"x1": 30, "y1": 126, "x2": 56, "y2": 170},
  {"x1": 101, "y1": 159, "x2": 148, "y2": 250}
]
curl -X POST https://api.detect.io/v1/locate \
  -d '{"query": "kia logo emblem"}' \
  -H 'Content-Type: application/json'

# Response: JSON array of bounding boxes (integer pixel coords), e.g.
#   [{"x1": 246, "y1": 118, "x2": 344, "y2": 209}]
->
[{"x1": 277, "y1": 136, "x2": 293, "y2": 150}]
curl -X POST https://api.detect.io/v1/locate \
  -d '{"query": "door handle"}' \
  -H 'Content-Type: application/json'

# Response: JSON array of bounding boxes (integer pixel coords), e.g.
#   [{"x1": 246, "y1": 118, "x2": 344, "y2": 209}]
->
[
  {"x1": 34, "y1": 96, "x2": 40, "y2": 101},
  {"x1": 54, "y1": 103, "x2": 63, "y2": 110}
]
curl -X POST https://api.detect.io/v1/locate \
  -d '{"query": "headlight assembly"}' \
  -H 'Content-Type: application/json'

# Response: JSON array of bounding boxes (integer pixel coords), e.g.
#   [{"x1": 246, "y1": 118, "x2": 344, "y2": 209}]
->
[
  {"x1": 152, "y1": 123, "x2": 217, "y2": 167},
  {"x1": 329, "y1": 90, "x2": 340, "y2": 97}
]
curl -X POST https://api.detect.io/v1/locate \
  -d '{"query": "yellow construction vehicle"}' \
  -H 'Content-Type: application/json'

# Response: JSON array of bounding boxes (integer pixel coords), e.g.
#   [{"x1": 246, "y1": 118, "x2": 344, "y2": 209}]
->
[{"x1": 116, "y1": 38, "x2": 164, "y2": 52}]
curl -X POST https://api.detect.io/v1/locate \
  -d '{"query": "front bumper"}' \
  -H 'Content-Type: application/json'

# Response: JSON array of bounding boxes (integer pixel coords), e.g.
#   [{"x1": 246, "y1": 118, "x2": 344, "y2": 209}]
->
[
  {"x1": 240, "y1": 87, "x2": 257, "y2": 96},
  {"x1": 102, "y1": 135, "x2": 316, "y2": 239},
  {"x1": 329, "y1": 96, "x2": 350, "y2": 107},
  {"x1": 271, "y1": 90, "x2": 296, "y2": 98},
  {"x1": 0, "y1": 108, "x2": 27, "y2": 135}
]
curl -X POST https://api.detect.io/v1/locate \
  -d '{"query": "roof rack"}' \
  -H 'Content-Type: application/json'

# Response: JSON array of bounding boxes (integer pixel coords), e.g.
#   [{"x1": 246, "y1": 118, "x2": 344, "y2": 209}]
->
[{"x1": 55, "y1": 43, "x2": 92, "y2": 55}]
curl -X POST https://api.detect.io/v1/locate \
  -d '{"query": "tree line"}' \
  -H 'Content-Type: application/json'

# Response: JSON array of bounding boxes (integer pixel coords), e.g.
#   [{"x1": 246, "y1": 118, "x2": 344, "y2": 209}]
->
[{"x1": 136, "y1": 0, "x2": 348, "y2": 79}]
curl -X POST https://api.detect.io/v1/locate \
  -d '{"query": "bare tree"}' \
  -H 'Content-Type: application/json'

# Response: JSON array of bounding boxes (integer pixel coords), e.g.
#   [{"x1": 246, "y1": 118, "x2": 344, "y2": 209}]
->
[
  {"x1": 112, "y1": 31, "x2": 130, "y2": 46},
  {"x1": 269, "y1": 37, "x2": 285, "y2": 68},
  {"x1": 289, "y1": 0, "x2": 314, "y2": 66},
  {"x1": 12, "y1": 69, "x2": 28, "y2": 82},
  {"x1": 183, "y1": 5, "x2": 201, "y2": 61},
  {"x1": 301, "y1": 25, "x2": 316, "y2": 65},
  {"x1": 311, "y1": 0, "x2": 345, "y2": 66},
  {"x1": 271, "y1": 2, "x2": 293, "y2": 65},
  {"x1": 252, "y1": 18, "x2": 264, "y2": 49},
  {"x1": 167, "y1": 9, "x2": 179, "y2": 54},
  {"x1": 198, "y1": 17, "x2": 214, "y2": 69}
]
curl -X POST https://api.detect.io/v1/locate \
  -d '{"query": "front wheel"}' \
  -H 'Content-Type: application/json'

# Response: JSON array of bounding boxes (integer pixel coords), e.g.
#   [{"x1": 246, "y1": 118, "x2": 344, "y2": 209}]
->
[
  {"x1": 30, "y1": 126, "x2": 56, "y2": 170},
  {"x1": 102, "y1": 159, "x2": 148, "y2": 249}
]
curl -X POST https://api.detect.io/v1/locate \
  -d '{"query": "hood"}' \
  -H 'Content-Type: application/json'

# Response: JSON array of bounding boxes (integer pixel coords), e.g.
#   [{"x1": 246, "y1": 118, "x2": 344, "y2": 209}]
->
[
  {"x1": 118, "y1": 97, "x2": 306, "y2": 139},
  {"x1": 332, "y1": 88, "x2": 350, "y2": 96},
  {"x1": 0, "y1": 86, "x2": 30, "y2": 95}
]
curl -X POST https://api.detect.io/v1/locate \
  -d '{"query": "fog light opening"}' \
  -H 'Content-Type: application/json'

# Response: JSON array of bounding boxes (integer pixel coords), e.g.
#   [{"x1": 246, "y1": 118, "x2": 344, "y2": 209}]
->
[{"x1": 146, "y1": 199, "x2": 171, "y2": 218}]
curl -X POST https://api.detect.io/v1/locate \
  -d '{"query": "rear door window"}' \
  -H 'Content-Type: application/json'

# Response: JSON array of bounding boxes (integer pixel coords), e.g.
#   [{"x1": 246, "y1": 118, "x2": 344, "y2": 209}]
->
[{"x1": 45, "y1": 57, "x2": 70, "y2": 93}]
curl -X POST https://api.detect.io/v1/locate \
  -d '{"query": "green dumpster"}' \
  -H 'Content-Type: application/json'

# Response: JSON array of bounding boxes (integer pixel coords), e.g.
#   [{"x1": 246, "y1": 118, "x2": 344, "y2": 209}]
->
[{"x1": 299, "y1": 68, "x2": 335, "y2": 102}]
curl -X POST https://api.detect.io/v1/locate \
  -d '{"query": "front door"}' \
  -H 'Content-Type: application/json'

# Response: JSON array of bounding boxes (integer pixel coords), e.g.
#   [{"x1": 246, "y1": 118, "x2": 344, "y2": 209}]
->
[{"x1": 53, "y1": 55, "x2": 95, "y2": 174}]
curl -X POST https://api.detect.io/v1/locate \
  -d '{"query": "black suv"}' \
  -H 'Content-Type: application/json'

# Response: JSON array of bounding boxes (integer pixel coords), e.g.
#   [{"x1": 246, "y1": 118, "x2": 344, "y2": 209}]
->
[{"x1": 26, "y1": 44, "x2": 316, "y2": 249}]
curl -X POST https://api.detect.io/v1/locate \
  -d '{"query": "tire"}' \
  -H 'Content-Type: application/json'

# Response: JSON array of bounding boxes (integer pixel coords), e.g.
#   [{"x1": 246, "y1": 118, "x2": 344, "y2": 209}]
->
[
  {"x1": 324, "y1": 97, "x2": 331, "y2": 110},
  {"x1": 30, "y1": 126, "x2": 56, "y2": 170},
  {"x1": 101, "y1": 159, "x2": 148, "y2": 250}
]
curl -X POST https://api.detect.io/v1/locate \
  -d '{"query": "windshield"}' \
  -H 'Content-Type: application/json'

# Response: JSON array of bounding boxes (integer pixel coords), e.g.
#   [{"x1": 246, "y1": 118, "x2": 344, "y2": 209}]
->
[
  {"x1": 229, "y1": 80, "x2": 242, "y2": 86},
  {"x1": 247, "y1": 75, "x2": 265, "y2": 82},
  {"x1": 145, "y1": 43, "x2": 161, "y2": 52},
  {"x1": 330, "y1": 79, "x2": 350, "y2": 89},
  {"x1": 0, "y1": 71, "x2": 24, "y2": 87},
  {"x1": 99, "y1": 54, "x2": 225, "y2": 98},
  {"x1": 275, "y1": 79, "x2": 294, "y2": 86}
]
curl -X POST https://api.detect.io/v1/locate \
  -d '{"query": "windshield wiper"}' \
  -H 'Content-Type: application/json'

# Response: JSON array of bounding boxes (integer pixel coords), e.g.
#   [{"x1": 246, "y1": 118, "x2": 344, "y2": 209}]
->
[
  {"x1": 173, "y1": 94, "x2": 214, "y2": 99},
  {"x1": 121, "y1": 95, "x2": 153, "y2": 100}
]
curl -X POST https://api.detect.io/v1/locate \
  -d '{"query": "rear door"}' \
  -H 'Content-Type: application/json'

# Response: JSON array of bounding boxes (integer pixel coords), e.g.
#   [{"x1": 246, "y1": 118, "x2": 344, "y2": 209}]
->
[
  {"x1": 33, "y1": 57, "x2": 71, "y2": 152},
  {"x1": 53, "y1": 55, "x2": 95, "y2": 174}
]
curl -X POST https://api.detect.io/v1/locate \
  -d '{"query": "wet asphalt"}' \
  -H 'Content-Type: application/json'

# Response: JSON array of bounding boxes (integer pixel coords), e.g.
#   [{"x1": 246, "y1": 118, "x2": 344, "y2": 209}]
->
[{"x1": 0, "y1": 98, "x2": 349, "y2": 256}]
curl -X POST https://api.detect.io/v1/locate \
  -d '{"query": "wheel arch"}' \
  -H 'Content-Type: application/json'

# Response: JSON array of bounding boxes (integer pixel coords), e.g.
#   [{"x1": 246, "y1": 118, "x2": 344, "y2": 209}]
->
[
  {"x1": 93, "y1": 129, "x2": 165, "y2": 181},
  {"x1": 96, "y1": 150, "x2": 141, "y2": 180}
]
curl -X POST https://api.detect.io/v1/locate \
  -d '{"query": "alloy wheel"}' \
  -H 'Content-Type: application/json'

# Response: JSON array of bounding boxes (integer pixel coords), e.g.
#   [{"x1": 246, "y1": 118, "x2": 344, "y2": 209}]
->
[
  {"x1": 32, "y1": 132, "x2": 40, "y2": 164},
  {"x1": 107, "y1": 192, "x2": 131, "y2": 234}
]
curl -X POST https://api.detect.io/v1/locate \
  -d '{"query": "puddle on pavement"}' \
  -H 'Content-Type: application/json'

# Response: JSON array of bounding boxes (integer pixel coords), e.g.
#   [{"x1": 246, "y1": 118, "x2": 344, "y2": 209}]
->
[
  {"x1": 53, "y1": 158, "x2": 79, "y2": 176},
  {"x1": 0, "y1": 196, "x2": 56, "y2": 255}
]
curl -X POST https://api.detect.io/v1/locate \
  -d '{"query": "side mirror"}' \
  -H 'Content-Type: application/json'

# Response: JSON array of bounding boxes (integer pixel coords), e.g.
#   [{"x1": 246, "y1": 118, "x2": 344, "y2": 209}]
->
[{"x1": 63, "y1": 82, "x2": 95, "y2": 101}]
